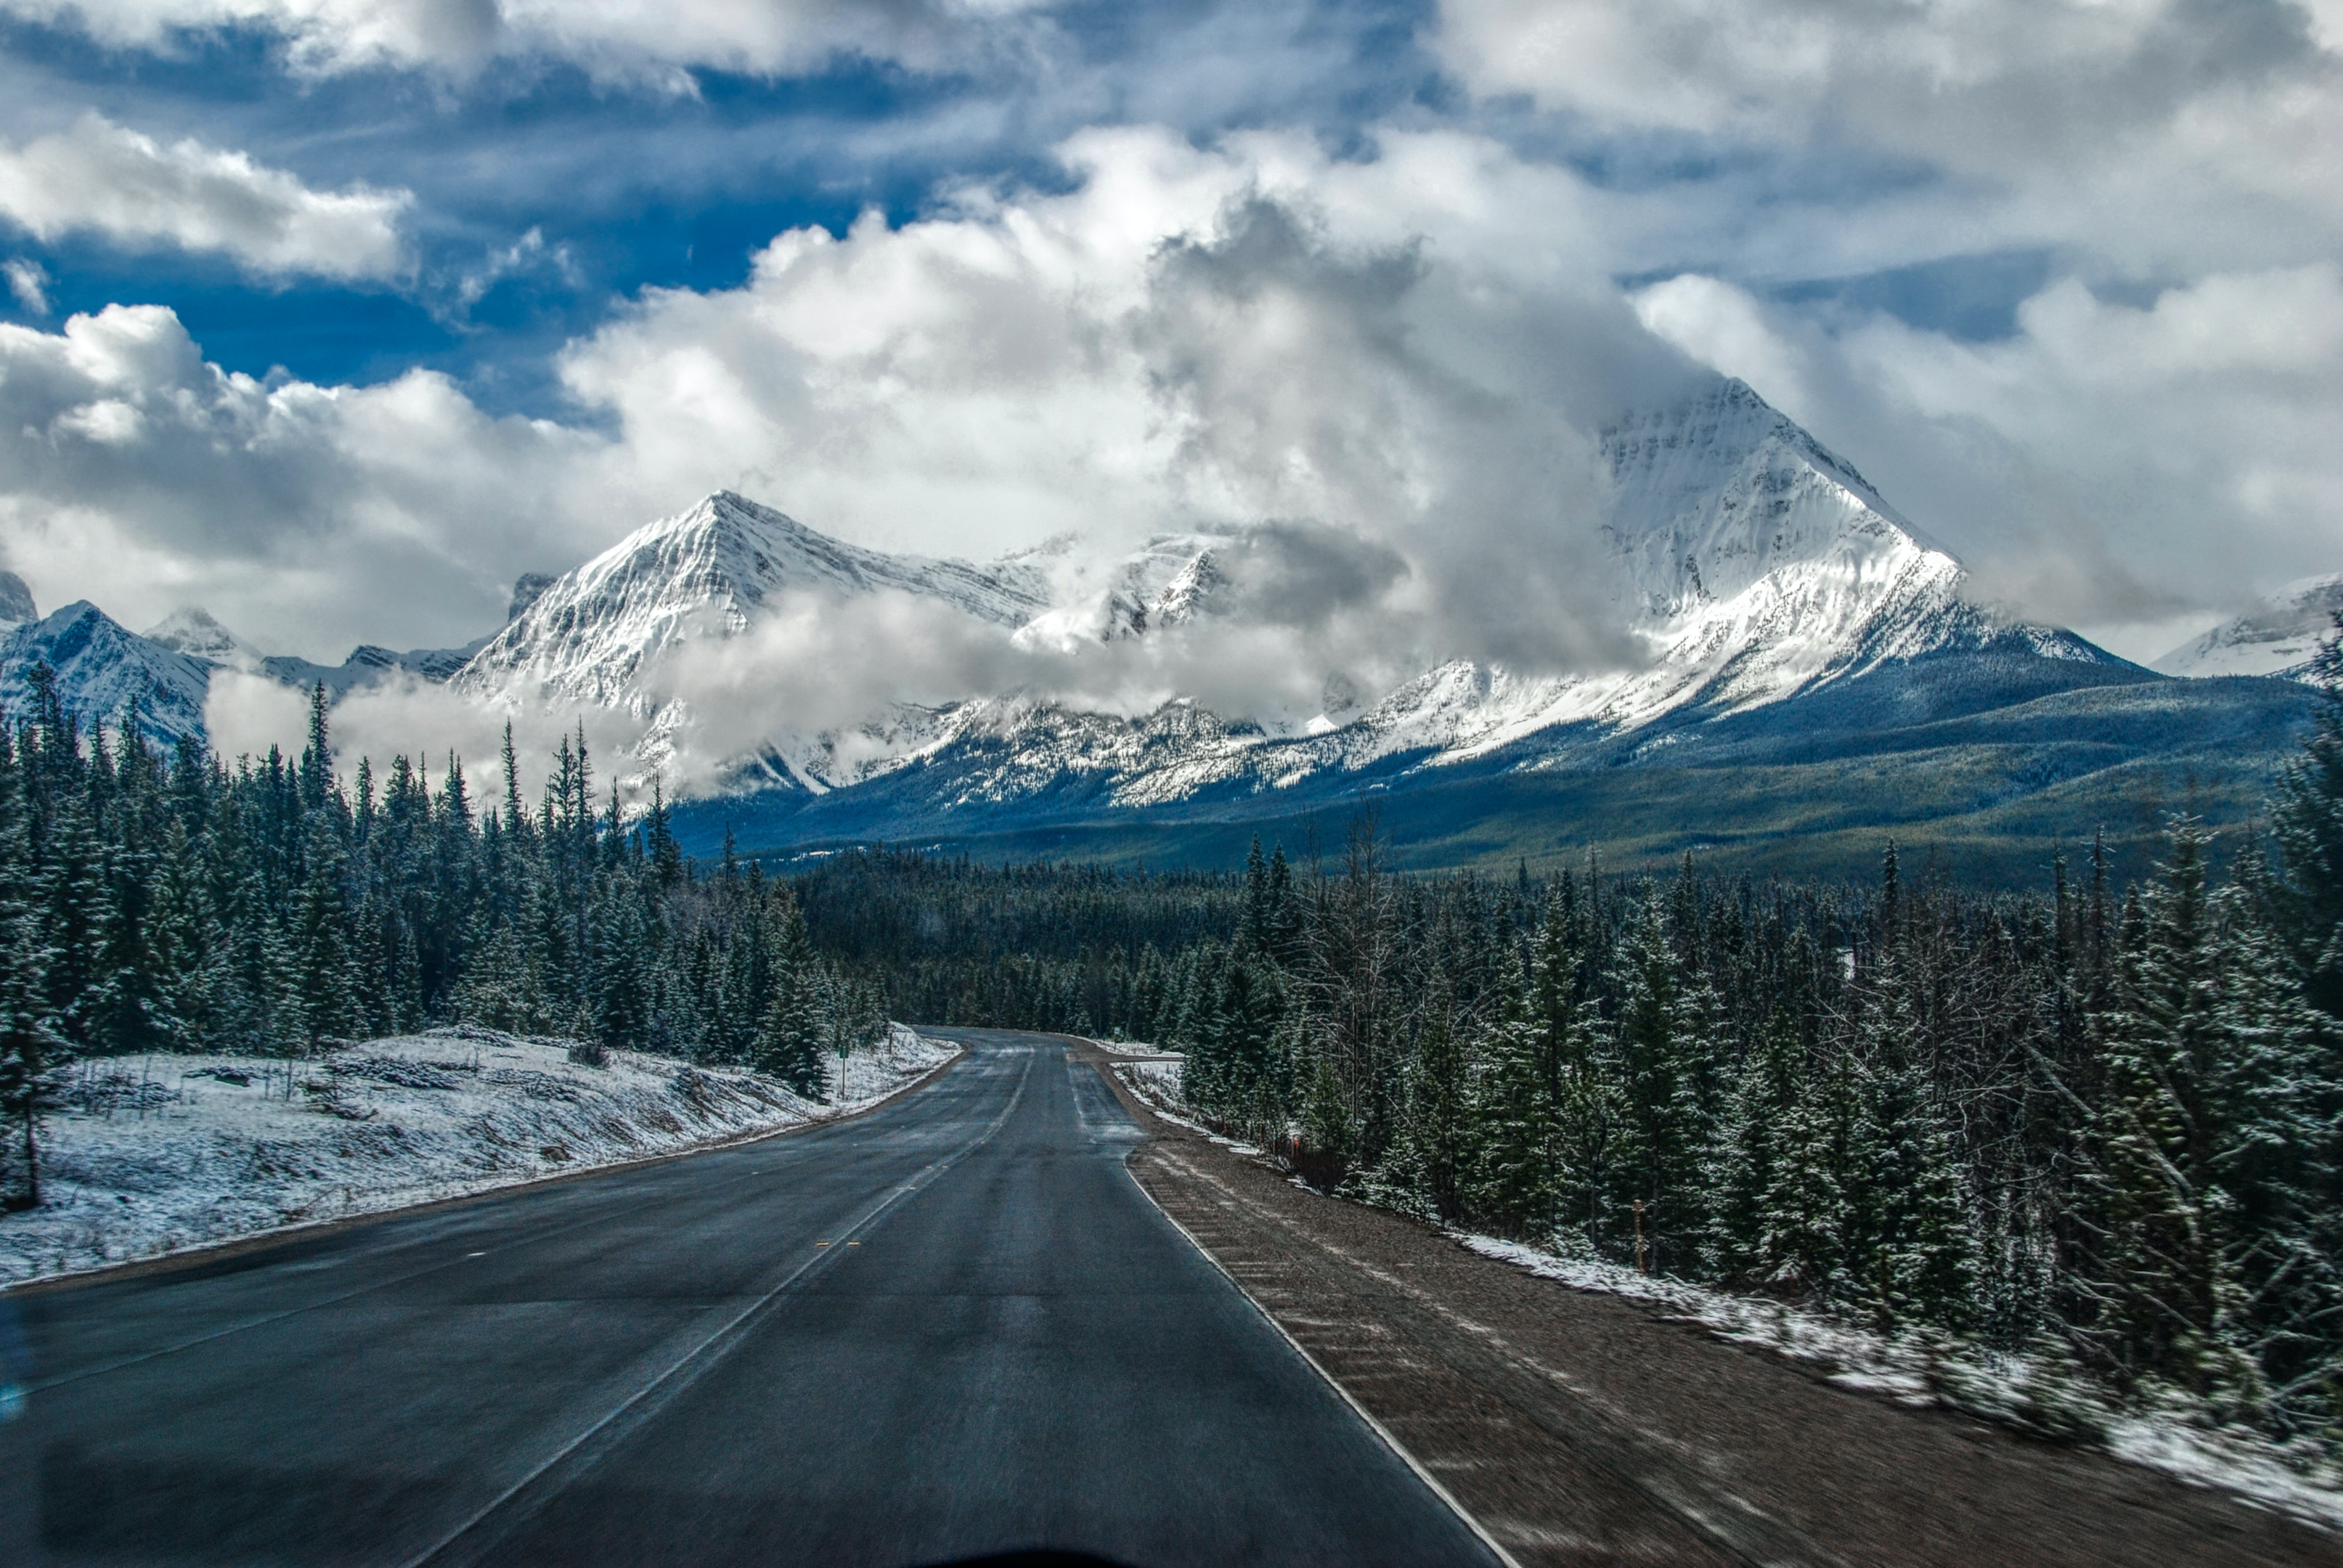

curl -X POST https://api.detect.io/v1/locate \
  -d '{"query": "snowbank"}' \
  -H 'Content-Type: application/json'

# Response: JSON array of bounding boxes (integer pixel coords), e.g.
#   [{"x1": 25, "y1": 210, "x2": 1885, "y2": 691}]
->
[
  {"x1": 1090, "y1": 1040, "x2": 1179, "y2": 1059},
  {"x1": 1100, "y1": 1048, "x2": 1185, "y2": 1115},
  {"x1": 1104, "y1": 1053, "x2": 1273, "y2": 1158},
  {"x1": 0, "y1": 1024, "x2": 958, "y2": 1289},
  {"x1": 1460, "y1": 1234, "x2": 2343, "y2": 1532}
]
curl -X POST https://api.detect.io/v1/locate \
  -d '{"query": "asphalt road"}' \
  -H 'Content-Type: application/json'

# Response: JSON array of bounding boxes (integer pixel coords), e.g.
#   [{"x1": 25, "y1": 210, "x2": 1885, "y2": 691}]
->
[{"x1": 0, "y1": 1031, "x2": 1495, "y2": 1568}]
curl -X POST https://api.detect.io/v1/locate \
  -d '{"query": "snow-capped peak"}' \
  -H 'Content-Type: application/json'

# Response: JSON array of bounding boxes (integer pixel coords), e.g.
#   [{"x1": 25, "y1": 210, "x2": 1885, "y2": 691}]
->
[
  {"x1": 1599, "y1": 376, "x2": 1948, "y2": 619},
  {"x1": 455, "y1": 490, "x2": 1051, "y2": 713},
  {"x1": 4, "y1": 602, "x2": 212, "y2": 744},
  {"x1": 446, "y1": 379, "x2": 2132, "y2": 808},
  {"x1": 2153, "y1": 573, "x2": 2342, "y2": 682},
  {"x1": 1009, "y1": 531, "x2": 1231, "y2": 650},
  {"x1": 144, "y1": 607, "x2": 265, "y2": 674}
]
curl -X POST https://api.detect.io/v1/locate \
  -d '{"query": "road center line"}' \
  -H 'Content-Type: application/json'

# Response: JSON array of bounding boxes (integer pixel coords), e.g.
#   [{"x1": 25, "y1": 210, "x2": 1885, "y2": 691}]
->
[{"x1": 399, "y1": 1045, "x2": 1035, "y2": 1568}]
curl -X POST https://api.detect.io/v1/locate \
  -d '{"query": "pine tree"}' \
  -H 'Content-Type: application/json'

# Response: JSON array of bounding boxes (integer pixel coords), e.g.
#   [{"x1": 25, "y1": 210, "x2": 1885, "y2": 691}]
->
[
  {"x1": 751, "y1": 895, "x2": 826, "y2": 1095},
  {"x1": 1400, "y1": 968, "x2": 1470, "y2": 1218},
  {"x1": 291, "y1": 813, "x2": 359, "y2": 1045},
  {"x1": 2267, "y1": 613, "x2": 2343, "y2": 1019},
  {"x1": 1300, "y1": 1044, "x2": 1355, "y2": 1180},
  {"x1": 38, "y1": 796, "x2": 110, "y2": 1054},
  {"x1": 1613, "y1": 888, "x2": 1718, "y2": 1274},
  {"x1": 646, "y1": 777, "x2": 682, "y2": 890},
  {"x1": 1710, "y1": 1007, "x2": 1803, "y2": 1283},
  {"x1": 2084, "y1": 819, "x2": 2262, "y2": 1404},
  {"x1": 0, "y1": 742, "x2": 54, "y2": 1209},
  {"x1": 1852, "y1": 983, "x2": 1980, "y2": 1332},
  {"x1": 295, "y1": 683, "x2": 330, "y2": 813},
  {"x1": 500, "y1": 720, "x2": 527, "y2": 837},
  {"x1": 0, "y1": 910, "x2": 54, "y2": 1210},
  {"x1": 592, "y1": 886, "x2": 654, "y2": 1049}
]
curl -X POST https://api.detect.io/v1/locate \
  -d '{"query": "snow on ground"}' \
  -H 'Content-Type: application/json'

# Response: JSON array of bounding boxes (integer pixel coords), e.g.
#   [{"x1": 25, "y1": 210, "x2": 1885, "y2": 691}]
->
[
  {"x1": 1110, "y1": 1058, "x2": 1188, "y2": 1113},
  {"x1": 0, "y1": 1024, "x2": 958, "y2": 1289},
  {"x1": 1459, "y1": 1234, "x2": 2343, "y2": 1533},
  {"x1": 1102, "y1": 1050, "x2": 1184, "y2": 1117},
  {"x1": 834, "y1": 1025, "x2": 960, "y2": 1103},
  {"x1": 1101, "y1": 1052, "x2": 1270, "y2": 1159},
  {"x1": 1088, "y1": 1040, "x2": 1180, "y2": 1058}
]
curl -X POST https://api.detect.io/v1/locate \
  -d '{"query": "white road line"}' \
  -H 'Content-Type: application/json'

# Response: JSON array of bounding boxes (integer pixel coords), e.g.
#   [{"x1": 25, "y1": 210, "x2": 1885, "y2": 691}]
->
[
  {"x1": 402, "y1": 1045, "x2": 1036, "y2": 1568},
  {"x1": 1125, "y1": 1158, "x2": 1524, "y2": 1568}
]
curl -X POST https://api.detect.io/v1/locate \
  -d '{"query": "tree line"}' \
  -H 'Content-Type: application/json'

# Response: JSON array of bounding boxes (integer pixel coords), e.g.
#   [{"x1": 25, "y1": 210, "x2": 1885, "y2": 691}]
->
[{"x1": 0, "y1": 677, "x2": 885, "y2": 1207}]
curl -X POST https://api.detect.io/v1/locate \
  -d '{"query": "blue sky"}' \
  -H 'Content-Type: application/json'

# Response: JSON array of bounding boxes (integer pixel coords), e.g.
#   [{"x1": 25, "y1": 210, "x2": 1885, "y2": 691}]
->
[
  {"x1": 0, "y1": 1, "x2": 1453, "y2": 400},
  {"x1": 0, "y1": 0, "x2": 2338, "y2": 663}
]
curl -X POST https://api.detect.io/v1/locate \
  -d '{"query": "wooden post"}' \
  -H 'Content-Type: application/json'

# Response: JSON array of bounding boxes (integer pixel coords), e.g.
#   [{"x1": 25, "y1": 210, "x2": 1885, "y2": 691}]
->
[{"x1": 1634, "y1": 1199, "x2": 1647, "y2": 1275}]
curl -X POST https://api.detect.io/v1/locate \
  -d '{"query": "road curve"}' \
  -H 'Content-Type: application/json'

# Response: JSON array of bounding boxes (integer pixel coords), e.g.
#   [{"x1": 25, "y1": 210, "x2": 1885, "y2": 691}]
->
[{"x1": 0, "y1": 1030, "x2": 1496, "y2": 1568}]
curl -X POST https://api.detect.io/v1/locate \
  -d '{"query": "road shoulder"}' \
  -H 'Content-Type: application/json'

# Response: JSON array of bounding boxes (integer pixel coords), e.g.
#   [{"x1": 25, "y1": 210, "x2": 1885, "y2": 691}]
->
[{"x1": 1069, "y1": 1037, "x2": 2339, "y2": 1568}]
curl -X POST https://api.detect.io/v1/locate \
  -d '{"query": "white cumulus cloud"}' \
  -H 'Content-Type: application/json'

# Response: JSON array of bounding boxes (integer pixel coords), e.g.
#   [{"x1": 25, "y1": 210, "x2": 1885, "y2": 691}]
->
[
  {"x1": 0, "y1": 301, "x2": 605, "y2": 652},
  {"x1": 0, "y1": 113, "x2": 411, "y2": 279},
  {"x1": 1435, "y1": 0, "x2": 2343, "y2": 285}
]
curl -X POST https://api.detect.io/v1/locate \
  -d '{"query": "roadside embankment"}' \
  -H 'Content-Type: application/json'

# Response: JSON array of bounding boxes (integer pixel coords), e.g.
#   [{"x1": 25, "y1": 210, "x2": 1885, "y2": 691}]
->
[{"x1": 1, "y1": 1024, "x2": 958, "y2": 1288}]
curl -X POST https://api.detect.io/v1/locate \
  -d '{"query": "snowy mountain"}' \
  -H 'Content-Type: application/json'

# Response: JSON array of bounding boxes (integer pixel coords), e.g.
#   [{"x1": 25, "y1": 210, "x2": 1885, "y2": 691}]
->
[
  {"x1": 145, "y1": 603, "x2": 518, "y2": 704},
  {"x1": 456, "y1": 490, "x2": 1048, "y2": 717},
  {"x1": 261, "y1": 637, "x2": 497, "y2": 700},
  {"x1": 672, "y1": 377, "x2": 2132, "y2": 815},
  {"x1": 144, "y1": 607, "x2": 265, "y2": 673},
  {"x1": 2, "y1": 601, "x2": 212, "y2": 746},
  {"x1": 2153, "y1": 574, "x2": 2343, "y2": 680},
  {"x1": 1254, "y1": 378, "x2": 2114, "y2": 774},
  {"x1": 3, "y1": 373, "x2": 2308, "y2": 868},
  {"x1": 5, "y1": 589, "x2": 531, "y2": 744}
]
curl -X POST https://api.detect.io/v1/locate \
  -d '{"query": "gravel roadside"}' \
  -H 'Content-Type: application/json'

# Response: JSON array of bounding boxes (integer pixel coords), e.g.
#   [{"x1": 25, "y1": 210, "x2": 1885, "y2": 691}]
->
[{"x1": 1070, "y1": 1039, "x2": 2341, "y2": 1568}]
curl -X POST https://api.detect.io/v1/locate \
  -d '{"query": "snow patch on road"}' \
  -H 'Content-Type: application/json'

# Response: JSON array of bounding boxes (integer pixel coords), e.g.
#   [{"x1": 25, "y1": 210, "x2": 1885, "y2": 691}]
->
[
  {"x1": 0, "y1": 1024, "x2": 957, "y2": 1289},
  {"x1": 1458, "y1": 1233, "x2": 2343, "y2": 1532}
]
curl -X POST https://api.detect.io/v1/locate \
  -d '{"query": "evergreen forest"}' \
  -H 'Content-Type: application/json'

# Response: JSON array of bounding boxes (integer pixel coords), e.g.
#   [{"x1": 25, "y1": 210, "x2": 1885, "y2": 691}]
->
[
  {"x1": 5, "y1": 633, "x2": 2343, "y2": 1453},
  {"x1": 0, "y1": 674, "x2": 886, "y2": 1210}
]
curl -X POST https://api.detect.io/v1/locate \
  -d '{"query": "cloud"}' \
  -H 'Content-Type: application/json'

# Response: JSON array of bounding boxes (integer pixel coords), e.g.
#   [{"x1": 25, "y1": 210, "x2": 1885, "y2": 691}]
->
[
  {"x1": 1131, "y1": 197, "x2": 1672, "y2": 673},
  {"x1": 441, "y1": 225, "x2": 576, "y2": 320},
  {"x1": 0, "y1": 113, "x2": 411, "y2": 279},
  {"x1": 204, "y1": 663, "x2": 652, "y2": 812},
  {"x1": 0, "y1": 0, "x2": 1052, "y2": 81},
  {"x1": 557, "y1": 129, "x2": 1690, "y2": 680},
  {"x1": 25, "y1": 107, "x2": 2342, "y2": 769},
  {"x1": 0, "y1": 301, "x2": 609, "y2": 652},
  {"x1": 4, "y1": 257, "x2": 47, "y2": 313},
  {"x1": 1433, "y1": 0, "x2": 2343, "y2": 285}
]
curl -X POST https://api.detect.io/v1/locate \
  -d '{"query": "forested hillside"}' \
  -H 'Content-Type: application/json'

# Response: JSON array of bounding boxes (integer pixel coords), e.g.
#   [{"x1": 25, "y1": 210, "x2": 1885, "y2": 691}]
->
[{"x1": 0, "y1": 673, "x2": 886, "y2": 1209}]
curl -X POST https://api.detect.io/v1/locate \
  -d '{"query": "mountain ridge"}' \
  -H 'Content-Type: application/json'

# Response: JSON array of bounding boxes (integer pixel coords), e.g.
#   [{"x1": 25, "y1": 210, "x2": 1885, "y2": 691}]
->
[
  {"x1": 2156, "y1": 573, "x2": 2343, "y2": 681},
  {"x1": 0, "y1": 375, "x2": 2320, "y2": 878}
]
